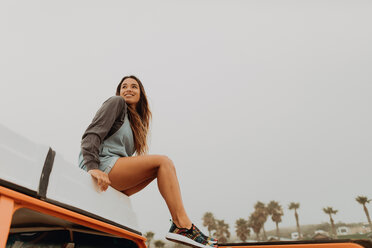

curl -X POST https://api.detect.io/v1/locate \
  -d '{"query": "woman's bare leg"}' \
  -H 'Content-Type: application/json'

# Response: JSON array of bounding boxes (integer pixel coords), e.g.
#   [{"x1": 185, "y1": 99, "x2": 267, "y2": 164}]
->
[
  {"x1": 121, "y1": 176, "x2": 155, "y2": 196},
  {"x1": 108, "y1": 155, "x2": 192, "y2": 229}
]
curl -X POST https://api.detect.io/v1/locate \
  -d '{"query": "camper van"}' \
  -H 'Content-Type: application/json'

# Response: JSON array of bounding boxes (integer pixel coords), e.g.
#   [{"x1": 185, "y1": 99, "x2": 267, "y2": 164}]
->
[
  {"x1": 0, "y1": 124, "x2": 146, "y2": 247},
  {"x1": 1, "y1": 124, "x2": 371, "y2": 248}
]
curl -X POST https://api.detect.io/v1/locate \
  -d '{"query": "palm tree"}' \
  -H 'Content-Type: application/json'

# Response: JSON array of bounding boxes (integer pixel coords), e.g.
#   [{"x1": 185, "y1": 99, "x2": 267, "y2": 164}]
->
[
  {"x1": 323, "y1": 207, "x2": 338, "y2": 238},
  {"x1": 154, "y1": 240, "x2": 165, "y2": 248},
  {"x1": 144, "y1": 231, "x2": 155, "y2": 248},
  {"x1": 248, "y1": 205, "x2": 267, "y2": 241},
  {"x1": 235, "y1": 218, "x2": 250, "y2": 242},
  {"x1": 288, "y1": 202, "x2": 301, "y2": 239},
  {"x1": 267, "y1": 201, "x2": 283, "y2": 239},
  {"x1": 254, "y1": 201, "x2": 268, "y2": 241},
  {"x1": 203, "y1": 212, "x2": 217, "y2": 236},
  {"x1": 355, "y1": 196, "x2": 372, "y2": 230},
  {"x1": 215, "y1": 219, "x2": 230, "y2": 243}
]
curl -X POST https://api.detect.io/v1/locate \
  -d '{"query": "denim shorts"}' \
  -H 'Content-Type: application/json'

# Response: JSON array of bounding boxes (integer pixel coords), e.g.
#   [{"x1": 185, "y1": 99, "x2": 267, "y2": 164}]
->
[{"x1": 79, "y1": 153, "x2": 120, "y2": 174}]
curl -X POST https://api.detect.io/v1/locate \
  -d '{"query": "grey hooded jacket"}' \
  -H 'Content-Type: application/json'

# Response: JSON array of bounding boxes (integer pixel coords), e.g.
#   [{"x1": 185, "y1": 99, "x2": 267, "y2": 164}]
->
[{"x1": 81, "y1": 96, "x2": 127, "y2": 171}]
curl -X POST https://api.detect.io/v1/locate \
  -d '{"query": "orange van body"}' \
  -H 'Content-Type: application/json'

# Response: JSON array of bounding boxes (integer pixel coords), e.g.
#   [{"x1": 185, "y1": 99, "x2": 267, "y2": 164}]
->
[
  {"x1": 0, "y1": 186, "x2": 147, "y2": 248},
  {"x1": 218, "y1": 240, "x2": 372, "y2": 248}
]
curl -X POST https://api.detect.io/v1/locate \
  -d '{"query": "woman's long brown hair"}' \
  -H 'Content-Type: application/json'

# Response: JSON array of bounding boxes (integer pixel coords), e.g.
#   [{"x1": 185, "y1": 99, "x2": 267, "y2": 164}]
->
[{"x1": 116, "y1": 75, "x2": 151, "y2": 155}]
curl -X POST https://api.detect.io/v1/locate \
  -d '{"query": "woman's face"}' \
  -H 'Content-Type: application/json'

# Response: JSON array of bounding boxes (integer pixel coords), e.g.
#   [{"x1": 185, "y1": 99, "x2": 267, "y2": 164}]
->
[{"x1": 119, "y1": 78, "x2": 141, "y2": 106}]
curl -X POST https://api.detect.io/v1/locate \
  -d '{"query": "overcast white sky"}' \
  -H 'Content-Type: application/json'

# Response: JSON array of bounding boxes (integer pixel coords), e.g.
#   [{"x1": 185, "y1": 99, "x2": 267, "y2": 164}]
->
[{"x1": 1, "y1": 0, "x2": 372, "y2": 241}]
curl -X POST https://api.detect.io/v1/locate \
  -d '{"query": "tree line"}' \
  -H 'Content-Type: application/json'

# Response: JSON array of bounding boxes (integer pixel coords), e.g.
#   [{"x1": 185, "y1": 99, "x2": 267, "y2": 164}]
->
[
  {"x1": 144, "y1": 195, "x2": 371, "y2": 247},
  {"x1": 202, "y1": 195, "x2": 372, "y2": 242}
]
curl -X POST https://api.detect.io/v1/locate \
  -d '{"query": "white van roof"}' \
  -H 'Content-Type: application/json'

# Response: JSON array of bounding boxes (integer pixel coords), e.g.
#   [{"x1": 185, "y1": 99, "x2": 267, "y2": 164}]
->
[{"x1": 0, "y1": 124, "x2": 140, "y2": 235}]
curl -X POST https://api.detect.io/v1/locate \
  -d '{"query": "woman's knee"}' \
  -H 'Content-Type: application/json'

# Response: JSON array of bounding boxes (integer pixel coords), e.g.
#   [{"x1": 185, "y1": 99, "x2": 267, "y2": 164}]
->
[{"x1": 157, "y1": 155, "x2": 175, "y2": 171}]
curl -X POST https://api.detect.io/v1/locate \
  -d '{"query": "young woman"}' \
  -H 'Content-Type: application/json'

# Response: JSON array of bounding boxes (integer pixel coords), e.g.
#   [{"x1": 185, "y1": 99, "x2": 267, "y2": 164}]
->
[{"x1": 78, "y1": 76, "x2": 217, "y2": 248}]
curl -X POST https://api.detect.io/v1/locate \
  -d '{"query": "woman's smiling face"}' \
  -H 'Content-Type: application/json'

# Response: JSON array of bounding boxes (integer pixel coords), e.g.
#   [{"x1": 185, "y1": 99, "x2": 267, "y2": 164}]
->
[{"x1": 120, "y1": 78, "x2": 141, "y2": 106}]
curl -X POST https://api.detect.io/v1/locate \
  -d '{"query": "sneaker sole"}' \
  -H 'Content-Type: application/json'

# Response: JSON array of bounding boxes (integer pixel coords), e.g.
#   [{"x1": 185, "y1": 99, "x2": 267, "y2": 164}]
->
[
  {"x1": 204, "y1": 240, "x2": 218, "y2": 244},
  {"x1": 165, "y1": 233, "x2": 214, "y2": 248}
]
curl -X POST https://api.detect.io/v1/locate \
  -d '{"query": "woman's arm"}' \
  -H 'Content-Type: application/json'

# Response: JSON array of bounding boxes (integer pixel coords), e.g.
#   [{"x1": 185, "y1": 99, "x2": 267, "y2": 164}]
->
[{"x1": 81, "y1": 96, "x2": 126, "y2": 171}]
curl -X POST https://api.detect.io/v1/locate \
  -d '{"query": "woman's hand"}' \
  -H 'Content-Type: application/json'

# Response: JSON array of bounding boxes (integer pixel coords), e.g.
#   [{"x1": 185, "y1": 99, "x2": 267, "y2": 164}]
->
[{"x1": 88, "y1": 169, "x2": 111, "y2": 191}]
